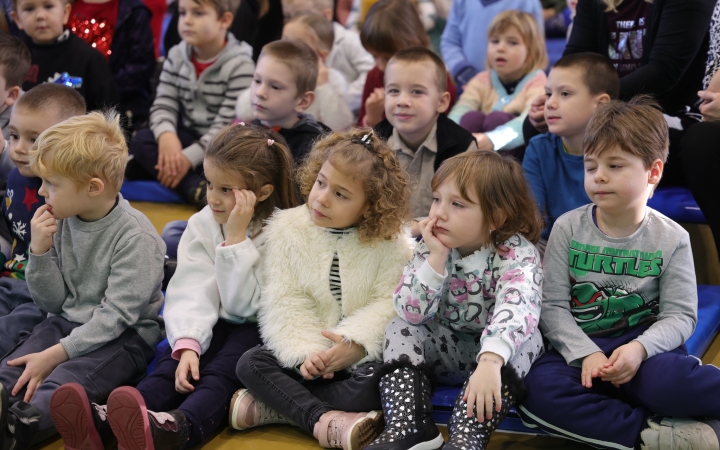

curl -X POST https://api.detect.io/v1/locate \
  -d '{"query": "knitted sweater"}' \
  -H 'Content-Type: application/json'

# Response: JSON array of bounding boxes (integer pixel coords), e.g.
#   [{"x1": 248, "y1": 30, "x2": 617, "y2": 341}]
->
[
  {"x1": 149, "y1": 33, "x2": 255, "y2": 167},
  {"x1": 259, "y1": 205, "x2": 414, "y2": 369},
  {"x1": 449, "y1": 69, "x2": 547, "y2": 150}
]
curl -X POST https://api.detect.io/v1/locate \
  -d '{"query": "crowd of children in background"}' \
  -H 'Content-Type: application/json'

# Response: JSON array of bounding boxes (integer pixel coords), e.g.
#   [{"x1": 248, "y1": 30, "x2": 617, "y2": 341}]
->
[{"x1": 0, "y1": 0, "x2": 718, "y2": 448}]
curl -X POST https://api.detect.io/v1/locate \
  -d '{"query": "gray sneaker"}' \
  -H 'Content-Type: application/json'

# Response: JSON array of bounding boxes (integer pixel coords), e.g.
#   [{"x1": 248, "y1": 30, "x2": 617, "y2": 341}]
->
[{"x1": 640, "y1": 417, "x2": 720, "y2": 450}]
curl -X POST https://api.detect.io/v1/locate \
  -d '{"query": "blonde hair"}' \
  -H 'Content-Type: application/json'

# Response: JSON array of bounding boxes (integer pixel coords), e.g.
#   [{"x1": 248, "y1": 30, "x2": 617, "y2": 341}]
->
[
  {"x1": 29, "y1": 111, "x2": 127, "y2": 194},
  {"x1": 584, "y1": 96, "x2": 668, "y2": 168},
  {"x1": 603, "y1": 0, "x2": 652, "y2": 13},
  {"x1": 298, "y1": 129, "x2": 410, "y2": 242},
  {"x1": 486, "y1": 10, "x2": 548, "y2": 75},
  {"x1": 285, "y1": 13, "x2": 334, "y2": 54},
  {"x1": 191, "y1": 0, "x2": 240, "y2": 17},
  {"x1": 360, "y1": 0, "x2": 430, "y2": 56},
  {"x1": 432, "y1": 152, "x2": 543, "y2": 248}
]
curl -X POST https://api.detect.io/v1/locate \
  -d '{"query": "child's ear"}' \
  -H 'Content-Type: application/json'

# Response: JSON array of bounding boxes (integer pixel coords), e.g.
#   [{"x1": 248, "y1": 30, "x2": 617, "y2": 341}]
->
[
  {"x1": 594, "y1": 93, "x2": 611, "y2": 108},
  {"x1": 437, "y1": 91, "x2": 451, "y2": 114},
  {"x1": 62, "y1": 2, "x2": 71, "y2": 25},
  {"x1": 321, "y1": 8, "x2": 333, "y2": 20},
  {"x1": 648, "y1": 158, "x2": 664, "y2": 186},
  {"x1": 490, "y1": 210, "x2": 507, "y2": 232},
  {"x1": 10, "y1": 11, "x2": 23, "y2": 30},
  {"x1": 257, "y1": 183, "x2": 274, "y2": 202},
  {"x1": 294, "y1": 91, "x2": 315, "y2": 112},
  {"x1": 87, "y1": 177, "x2": 105, "y2": 197},
  {"x1": 219, "y1": 11, "x2": 233, "y2": 29},
  {"x1": 318, "y1": 48, "x2": 329, "y2": 61},
  {"x1": 5, "y1": 87, "x2": 20, "y2": 107}
]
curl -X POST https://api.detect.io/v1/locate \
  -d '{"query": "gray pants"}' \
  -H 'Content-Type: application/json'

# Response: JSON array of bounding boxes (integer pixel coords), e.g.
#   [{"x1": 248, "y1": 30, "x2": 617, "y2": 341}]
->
[
  {"x1": 0, "y1": 316, "x2": 154, "y2": 437},
  {"x1": 0, "y1": 278, "x2": 46, "y2": 357},
  {"x1": 383, "y1": 317, "x2": 544, "y2": 384}
]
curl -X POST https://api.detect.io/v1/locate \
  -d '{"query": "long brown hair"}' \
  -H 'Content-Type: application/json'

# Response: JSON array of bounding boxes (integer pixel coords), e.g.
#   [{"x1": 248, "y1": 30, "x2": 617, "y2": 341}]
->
[
  {"x1": 432, "y1": 152, "x2": 543, "y2": 248},
  {"x1": 205, "y1": 124, "x2": 300, "y2": 224},
  {"x1": 360, "y1": 0, "x2": 430, "y2": 56}
]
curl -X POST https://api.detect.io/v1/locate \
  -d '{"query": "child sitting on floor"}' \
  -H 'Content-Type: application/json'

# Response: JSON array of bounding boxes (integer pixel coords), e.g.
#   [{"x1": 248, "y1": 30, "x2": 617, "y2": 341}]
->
[
  {"x1": 50, "y1": 123, "x2": 299, "y2": 450},
  {"x1": 448, "y1": 10, "x2": 547, "y2": 152},
  {"x1": 366, "y1": 151, "x2": 544, "y2": 450},
  {"x1": 231, "y1": 129, "x2": 414, "y2": 450}
]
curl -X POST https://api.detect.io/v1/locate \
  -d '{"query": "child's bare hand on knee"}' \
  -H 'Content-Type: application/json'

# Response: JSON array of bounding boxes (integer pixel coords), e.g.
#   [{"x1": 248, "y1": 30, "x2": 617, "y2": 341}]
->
[
  {"x1": 300, "y1": 352, "x2": 328, "y2": 380},
  {"x1": 600, "y1": 341, "x2": 646, "y2": 387},
  {"x1": 315, "y1": 331, "x2": 366, "y2": 379},
  {"x1": 175, "y1": 349, "x2": 200, "y2": 394},
  {"x1": 463, "y1": 352, "x2": 503, "y2": 422},
  {"x1": 8, "y1": 344, "x2": 67, "y2": 402},
  {"x1": 581, "y1": 352, "x2": 608, "y2": 388},
  {"x1": 30, "y1": 204, "x2": 56, "y2": 255}
]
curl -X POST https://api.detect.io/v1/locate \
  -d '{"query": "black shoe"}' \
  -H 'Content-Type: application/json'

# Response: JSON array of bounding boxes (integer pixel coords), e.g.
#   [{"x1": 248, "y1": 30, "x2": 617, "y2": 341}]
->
[
  {"x1": 107, "y1": 386, "x2": 189, "y2": 450},
  {"x1": 364, "y1": 362, "x2": 444, "y2": 450},
  {"x1": 4, "y1": 401, "x2": 40, "y2": 450},
  {"x1": 443, "y1": 366, "x2": 525, "y2": 450},
  {"x1": 185, "y1": 180, "x2": 207, "y2": 211}
]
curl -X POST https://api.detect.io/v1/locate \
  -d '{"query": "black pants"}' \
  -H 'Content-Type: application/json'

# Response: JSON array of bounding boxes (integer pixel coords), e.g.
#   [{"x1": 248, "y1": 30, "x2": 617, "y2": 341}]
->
[
  {"x1": 0, "y1": 316, "x2": 153, "y2": 436},
  {"x1": 236, "y1": 346, "x2": 383, "y2": 435},
  {"x1": 682, "y1": 121, "x2": 720, "y2": 261},
  {"x1": 136, "y1": 321, "x2": 261, "y2": 446},
  {"x1": 127, "y1": 126, "x2": 205, "y2": 202}
]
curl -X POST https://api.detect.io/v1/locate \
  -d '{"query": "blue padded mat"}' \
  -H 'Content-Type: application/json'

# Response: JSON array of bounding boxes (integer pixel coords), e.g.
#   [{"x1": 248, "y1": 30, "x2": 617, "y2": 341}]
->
[
  {"x1": 648, "y1": 187, "x2": 706, "y2": 224},
  {"x1": 431, "y1": 284, "x2": 720, "y2": 433},
  {"x1": 120, "y1": 180, "x2": 185, "y2": 204}
]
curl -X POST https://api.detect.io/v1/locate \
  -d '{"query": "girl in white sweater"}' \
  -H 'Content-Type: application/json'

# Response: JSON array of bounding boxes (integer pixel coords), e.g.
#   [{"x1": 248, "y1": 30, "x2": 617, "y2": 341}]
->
[
  {"x1": 50, "y1": 124, "x2": 299, "y2": 450},
  {"x1": 231, "y1": 130, "x2": 414, "y2": 450}
]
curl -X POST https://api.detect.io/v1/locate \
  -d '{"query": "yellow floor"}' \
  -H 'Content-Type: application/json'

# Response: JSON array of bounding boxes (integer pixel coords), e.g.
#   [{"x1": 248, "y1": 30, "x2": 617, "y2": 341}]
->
[{"x1": 34, "y1": 203, "x2": 720, "y2": 450}]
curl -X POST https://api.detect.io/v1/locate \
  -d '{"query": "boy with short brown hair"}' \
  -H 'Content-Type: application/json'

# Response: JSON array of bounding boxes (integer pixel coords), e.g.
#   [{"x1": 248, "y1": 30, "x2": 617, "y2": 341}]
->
[{"x1": 518, "y1": 97, "x2": 720, "y2": 450}]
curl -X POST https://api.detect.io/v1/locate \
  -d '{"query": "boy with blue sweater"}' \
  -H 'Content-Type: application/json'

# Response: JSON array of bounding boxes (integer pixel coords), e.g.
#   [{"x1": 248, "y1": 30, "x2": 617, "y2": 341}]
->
[
  {"x1": 522, "y1": 53, "x2": 618, "y2": 257},
  {"x1": 0, "y1": 111, "x2": 165, "y2": 449},
  {"x1": 0, "y1": 84, "x2": 86, "y2": 356}
]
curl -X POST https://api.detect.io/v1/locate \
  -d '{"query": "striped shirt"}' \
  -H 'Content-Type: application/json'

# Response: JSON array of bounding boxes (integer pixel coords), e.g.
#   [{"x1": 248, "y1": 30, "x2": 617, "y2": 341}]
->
[{"x1": 324, "y1": 227, "x2": 354, "y2": 305}]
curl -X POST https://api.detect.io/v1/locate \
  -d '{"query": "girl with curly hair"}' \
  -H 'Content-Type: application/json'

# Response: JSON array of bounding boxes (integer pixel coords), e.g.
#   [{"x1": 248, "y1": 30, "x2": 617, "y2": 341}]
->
[
  {"x1": 365, "y1": 151, "x2": 544, "y2": 450},
  {"x1": 231, "y1": 129, "x2": 414, "y2": 450}
]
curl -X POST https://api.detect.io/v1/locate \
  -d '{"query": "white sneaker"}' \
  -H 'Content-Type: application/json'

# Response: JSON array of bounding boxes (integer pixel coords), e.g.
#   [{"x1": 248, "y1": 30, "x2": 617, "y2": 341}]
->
[
  {"x1": 640, "y1": 417, "x2": 720, "y2": 450},
  {"x1": 228, "y1": 388, "x2": 293, "y2": 430}
]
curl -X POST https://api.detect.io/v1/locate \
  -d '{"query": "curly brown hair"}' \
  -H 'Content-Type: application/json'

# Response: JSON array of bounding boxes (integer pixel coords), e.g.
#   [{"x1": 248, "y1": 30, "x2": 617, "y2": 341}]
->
[
  {"x1": 431, "y1": 151, "x2": 543, "y2": 249},
  {"x1": 298, "y1": 128, "x2": 410, "y2": 242}
]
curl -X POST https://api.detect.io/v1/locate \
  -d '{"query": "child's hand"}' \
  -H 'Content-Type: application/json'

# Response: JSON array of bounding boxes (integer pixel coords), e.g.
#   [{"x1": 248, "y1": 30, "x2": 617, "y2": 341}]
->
[
  {"x1": 365, "y1": 88, "x2": 385, "y2": 127},
  {"x1": 165, "y1": 156, "x2": 192, "y2": 189},
  {"x1": 472, "y1": 133, "x2": 494, "y2": 151},
  {"x1": 315, "y1": 331, "x2": 366, "y2": 379},
  {"x1": 30, "y1": 204, "x2": 56, "y2": 255},
  {"x1": 8, "y1": 344, "x2": 68, "y2": 402},
  {"x1": 599, "y1": 341, "x2": 646, "y2": 387},
  {"x1": 581, "y1": 351, "x2": 608, "y2": 388},
  {"x1": 463, "y1": 352, "x2": 503, "y2": 422},
  {"x1": 528, "y1": 94, "x2": 548, "y2": 132},
  {"x1": 225, "y1": 189, "x2": 257, "y2": 246},
  {"x1": 156, "y1": 132, "x2": 184, "y2": 184},
  {"x1": 419, "y1": 217, "x2": 450, "y2": 274},
  {"x1": 410, "y1": 220, "x2": 422, "y2": 238},
  {"x1": 299, "y1": 352, "x2": 329, "y2": 380},
  {"x1": 698, "y1": 90, "x2": 720, "y2": 122},
  {"x1": 175, "y1": 349, "x2": 200, "y2": 394}
]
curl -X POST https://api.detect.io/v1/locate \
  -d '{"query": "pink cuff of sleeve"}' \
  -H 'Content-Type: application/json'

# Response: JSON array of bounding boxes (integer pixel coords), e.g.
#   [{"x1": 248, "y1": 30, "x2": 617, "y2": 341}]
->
[{"x1": 172, "y1": 339, "x2": 201, "y2": 360}]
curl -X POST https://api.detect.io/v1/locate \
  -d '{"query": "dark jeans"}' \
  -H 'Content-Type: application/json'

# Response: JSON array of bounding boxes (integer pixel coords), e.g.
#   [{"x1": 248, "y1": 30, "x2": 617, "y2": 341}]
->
[
  {"x1": 160, "y1": 220, "x2": 188, "y2": 260},
  {"x1": 127, "y1": 126, "x2": 205, "y2": 202},
  {"x1": 517, "y1": 325, "x2": 720, "y2": 449},
  {"x1": 682, "y1": 121, "x2": 720, "y2": 261},
  {"x1": 0, "y1": 316, "x2": 153, "y2": 438},
  {"x1": 236, "y1": 346, "x2": 384, "y2": 435},
  {"x1": 137, "y1": 321, "x2": 261, "y2": 446},
  {"x1": 0, "y1": 278, "x2": 46, "y2": 356}
]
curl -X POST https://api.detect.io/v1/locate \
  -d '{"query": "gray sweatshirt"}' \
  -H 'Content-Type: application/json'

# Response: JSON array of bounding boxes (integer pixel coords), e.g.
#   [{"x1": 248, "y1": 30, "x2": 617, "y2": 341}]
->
[
  {"x1": 27, "y1": 195, "x2": 165, "y2": 359},
  {"x1": 542, "y1": 204, "x2": 697, "y2": 366}
]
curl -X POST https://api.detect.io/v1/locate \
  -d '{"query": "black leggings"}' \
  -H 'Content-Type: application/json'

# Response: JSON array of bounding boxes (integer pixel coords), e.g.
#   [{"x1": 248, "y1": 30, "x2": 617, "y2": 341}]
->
[{"x1": 682, "y1": 121, "x2": 720, "y2": 261}]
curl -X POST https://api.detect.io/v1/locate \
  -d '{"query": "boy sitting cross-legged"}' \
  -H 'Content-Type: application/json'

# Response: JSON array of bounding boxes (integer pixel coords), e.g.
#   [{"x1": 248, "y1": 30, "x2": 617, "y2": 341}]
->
[
  {"x1": 517, "y1": 97, "x2": 720, "y2": 450},
  {"x1": 0, "y1": 111, "x2": 165, "y2": 449},
  {"x1": 0, "y1": 84, "x2": 86, "y2": 357},
  {"x1": 127, "y1": 0, "x2": 255, "y2": 207},
  {"x1": 373, "y1": 47, "x2": 476, "y2": 235},
  {"x1": 522, "y1": 53, "x2": 619, "y2": 258}
]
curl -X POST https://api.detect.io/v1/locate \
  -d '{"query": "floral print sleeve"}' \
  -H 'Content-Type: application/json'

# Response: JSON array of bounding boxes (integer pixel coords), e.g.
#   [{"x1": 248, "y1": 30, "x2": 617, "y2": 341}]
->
[{"x1": 393, "y1": 241, "x2": 449, "y2": 325}]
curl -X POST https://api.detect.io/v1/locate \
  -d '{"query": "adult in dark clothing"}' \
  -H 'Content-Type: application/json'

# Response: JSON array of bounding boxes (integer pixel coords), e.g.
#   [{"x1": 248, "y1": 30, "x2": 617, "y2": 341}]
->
[
  {"x1": 163, "y1": 0, "x2": 283, "y2": 61},
  {"x1": 682, "y1": 0, "x2": 720, "y2": 261},
  {"x1": 523, "y1": 0, "x2": 715, "y2": 185}
]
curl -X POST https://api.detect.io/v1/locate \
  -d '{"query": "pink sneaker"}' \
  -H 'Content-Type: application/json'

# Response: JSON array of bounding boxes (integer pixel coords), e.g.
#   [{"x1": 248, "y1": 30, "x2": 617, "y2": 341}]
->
[
  {"x1": 50, "y1": 383, "x2": 108, "y2": 450},
  {"x1": 229, "y1": 388, "x2": 292, "y2": 430},
  {"x1": 313, "y1": 410, "x2": 384, "y2": 450}
]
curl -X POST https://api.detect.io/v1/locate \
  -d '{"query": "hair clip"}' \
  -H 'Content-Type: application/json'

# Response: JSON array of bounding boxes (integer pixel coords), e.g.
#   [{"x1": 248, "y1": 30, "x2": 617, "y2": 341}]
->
[
  {"x1": 268, "y1": 139, "x2": 275, "y2": 146},
  {"x1": 233, "y1": 120, "x2": 246, "y2": 126},
  {"x1": 352, "y1": 133, "x2": 373, "y2": 151}
]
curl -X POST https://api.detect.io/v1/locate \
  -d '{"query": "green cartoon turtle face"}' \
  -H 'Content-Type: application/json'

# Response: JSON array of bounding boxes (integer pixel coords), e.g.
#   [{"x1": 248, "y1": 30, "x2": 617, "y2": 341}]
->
[{"x1": 570, "y1": 282, "x2": 653, "y2": 336}]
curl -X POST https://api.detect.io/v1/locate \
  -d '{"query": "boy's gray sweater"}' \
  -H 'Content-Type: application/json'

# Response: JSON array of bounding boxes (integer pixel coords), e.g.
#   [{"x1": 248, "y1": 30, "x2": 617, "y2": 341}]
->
[
  {"x1": 27, "y1": 195, "x2": 165, "y2": 359},
  {"x1": 541, "y1": 204, "x2": 697, "y2": 366},
  {"x1": 149, "y1": 33, "x2": 254, "y2": 167}
]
